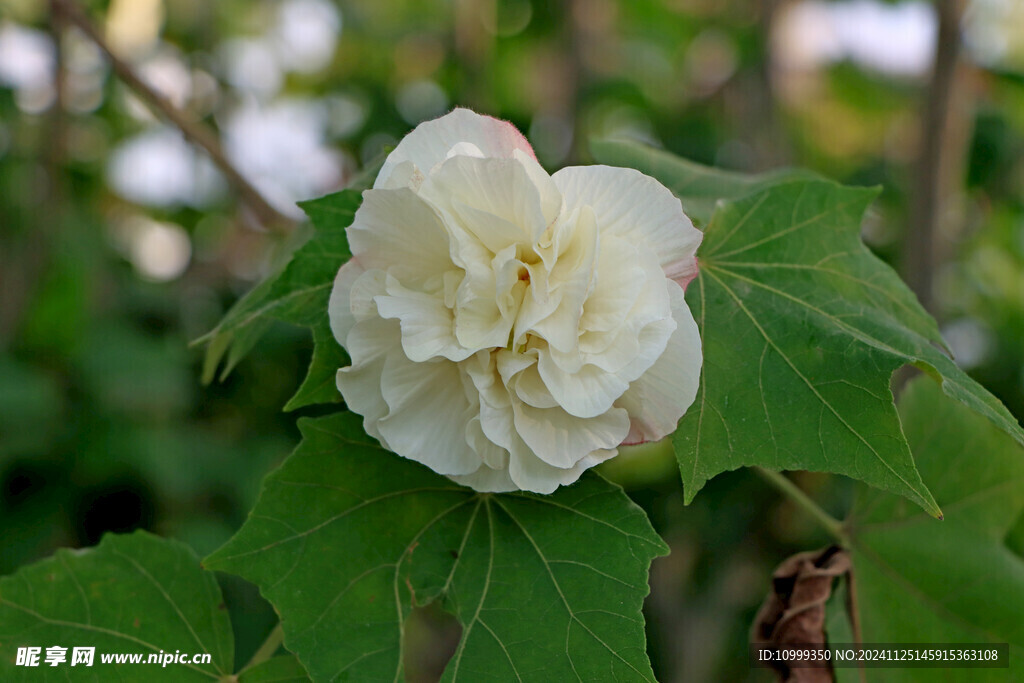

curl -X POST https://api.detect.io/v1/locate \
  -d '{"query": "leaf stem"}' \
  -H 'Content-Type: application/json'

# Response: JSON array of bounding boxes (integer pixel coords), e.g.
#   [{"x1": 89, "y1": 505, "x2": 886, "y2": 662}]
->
[
  {"x1": 754, "y1": 467, "x2": 848, "y2": 544},
  {"x1": 242, "y1": 622, "x2": 285, "y2": 672}
]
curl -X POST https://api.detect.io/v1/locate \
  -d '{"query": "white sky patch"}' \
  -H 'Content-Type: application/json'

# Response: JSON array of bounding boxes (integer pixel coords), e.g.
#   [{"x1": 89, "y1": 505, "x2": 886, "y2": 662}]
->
[
  {"x1": 272, "y1": 0, "x2": 341, "y2": 74},
  {"x1": 0, "y1": 22, "x2": 55, "y2": 112},
  {"x1": 222, "y1": 98, "x2": 342, "y2": 219},
  {"x1": 219, "y1": 37, "x2": 283, "y2": 100},
  {"x1": 107, "y1": 127, "x2": 225, "y2": 207},
  {"x1": 774, "y1": 0, "x2": 937, "y2": 78}
]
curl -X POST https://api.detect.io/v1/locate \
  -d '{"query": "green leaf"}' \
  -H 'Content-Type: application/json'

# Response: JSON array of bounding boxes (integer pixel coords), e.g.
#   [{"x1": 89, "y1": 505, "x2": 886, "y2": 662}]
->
[
  {"x1": 199, "y1": 190, "x2": 361, "y2": 383},
  {"x1": 592, "y1": 143, "x2": 1024, "y2": 513},
  {"x1": 836, "y1": 377, "x2": 1024, "y2": 681},
  {"x1": 0, "y1": 531, "x2": 234, "y2": 681},
  {"x1": 590, "y1": 138, "x2": 819, "y2": 224},
  {"x1": 205, "y1": 412, "x2": 668, "y2": 682},
  {"x1": 283, "y1": 320, "x2": 347, "y2": 412}
]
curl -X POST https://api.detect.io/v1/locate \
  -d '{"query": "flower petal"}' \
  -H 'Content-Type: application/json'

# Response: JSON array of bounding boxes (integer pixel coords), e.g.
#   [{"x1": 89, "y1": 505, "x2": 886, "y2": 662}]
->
[
  {"x1": 536, "y1": 351, "x2": 630, "y2": 419},
  {"x1": 377, "y1": 354, "x2": 482, "y2": 475},
  {"x1": 328, "y1": 259, "x2": 364, "y2": 347},
  {"x1": 375, "y1": 273, "x2": 474, "y2": 362},
  {"x1": 507, "y1": 444, "x2": 617, "y2": 494},
  {"x1": 336, "y1": 316, "x2": 401, "y2": 448},
  {"x1": 552, "y1": 164, "x2": 702, "y2": 284},
  {"x1": 448, "y1": 463, "x2": 517, "y2": 492},
  {"x1": 420, "y1": 154, "x2": 561, "y2": 251},
  {"x1": 376, "y1": 108, "x2": 537, "y2": 189},
  {"x1": 617, "y1": 280, "x2": 702, "y2": 444},
  {"x1": 512, "y1": 399, "x2": 629, "y2": 468},
  {"x1": 347, "y1": 187, "x2": 453, "y2": 285}
]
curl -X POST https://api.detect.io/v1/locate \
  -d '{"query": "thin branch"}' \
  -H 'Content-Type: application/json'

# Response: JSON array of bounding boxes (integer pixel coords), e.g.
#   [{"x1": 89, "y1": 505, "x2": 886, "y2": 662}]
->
[
  {"x1": 241, "y1": 622, "x2": 284, "y2": 672},
  {"x1": 754, "y1": 467, "x2": 848, "y2": 544},
  {"x1": 52, "y1": 0, "x2": 296, "y2": 233},
  {"x1": 904, "y1": 0, "x2": 971, "y2": 314}
]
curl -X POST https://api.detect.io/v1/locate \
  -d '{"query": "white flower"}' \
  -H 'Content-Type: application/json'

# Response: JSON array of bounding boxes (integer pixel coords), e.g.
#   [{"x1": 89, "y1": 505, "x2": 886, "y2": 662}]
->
[{"x1": 328, "y1": 108, "x2": 702, "y2": 493}]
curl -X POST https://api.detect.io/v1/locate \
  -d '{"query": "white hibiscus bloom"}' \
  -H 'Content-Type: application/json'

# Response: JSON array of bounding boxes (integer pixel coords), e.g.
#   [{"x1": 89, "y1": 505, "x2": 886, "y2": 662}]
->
[{"x1": 328, "y1": 108, "x2": 702, "y2": 493}]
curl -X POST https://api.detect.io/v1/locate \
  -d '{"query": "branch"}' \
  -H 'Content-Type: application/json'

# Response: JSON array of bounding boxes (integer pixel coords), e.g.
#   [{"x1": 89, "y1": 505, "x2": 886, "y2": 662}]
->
[
  {"x1": 905, "y1": 0, "x2": 972, "y2": 314},
  {"x1": 754, "y1": 467, "x2": 849, "y2": 544},
  {"x1": 52, "y1": 0, "x2": 296, "y2": 233}
]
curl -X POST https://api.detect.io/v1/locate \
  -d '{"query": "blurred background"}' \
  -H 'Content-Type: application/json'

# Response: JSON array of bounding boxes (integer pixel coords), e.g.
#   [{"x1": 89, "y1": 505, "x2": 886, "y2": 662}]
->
[{"x1": 1, "y1": 0, "x2": 1022, "y2": 680}]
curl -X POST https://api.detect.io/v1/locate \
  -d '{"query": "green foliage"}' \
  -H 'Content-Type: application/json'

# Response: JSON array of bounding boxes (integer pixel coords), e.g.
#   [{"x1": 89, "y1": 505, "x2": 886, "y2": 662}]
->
[
  {"x1": 832, "y1": 377, "x2": 1024, "y2": 681},
  {"x1": 205, "y1": 413, "x2": 668, "y2": 682},
  {"x1": 594, "y1": 140, "x2": 1024, "y2": 514},
  {"x1": 199, "y1": 190, "x2": 360, "y2": 386},
  {"x1": 0, "y1": 531, "x2": 307, "y2": 681}
]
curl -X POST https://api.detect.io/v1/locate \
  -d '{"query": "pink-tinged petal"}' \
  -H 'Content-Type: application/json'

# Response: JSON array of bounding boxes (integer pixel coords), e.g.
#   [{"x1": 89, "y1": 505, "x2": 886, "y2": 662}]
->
[
  {"x1": 552, "y1": 164, "x2": 702, "y2": 278},
  {"x1": 617, "y1": 281, "x2": 702, "y2": 445},
  {"x1": 375, "y1": 108, "x2": 536, "y2": 188},
  {"x1": 665, "y1": 255, "x2": 700, "y2": 291}
]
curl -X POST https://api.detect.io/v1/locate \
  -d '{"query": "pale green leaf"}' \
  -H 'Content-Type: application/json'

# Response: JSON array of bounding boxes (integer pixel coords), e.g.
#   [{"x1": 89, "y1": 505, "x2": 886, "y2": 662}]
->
[{"x1": 205, "y1": 412, "x2": 668, "y2": 682}]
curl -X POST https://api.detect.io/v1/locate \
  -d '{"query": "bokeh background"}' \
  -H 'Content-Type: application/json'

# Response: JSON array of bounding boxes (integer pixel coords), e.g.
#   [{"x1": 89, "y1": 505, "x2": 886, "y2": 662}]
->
[{"x1": 1, "y1": 0, "x2": 1022, "y2": 680}]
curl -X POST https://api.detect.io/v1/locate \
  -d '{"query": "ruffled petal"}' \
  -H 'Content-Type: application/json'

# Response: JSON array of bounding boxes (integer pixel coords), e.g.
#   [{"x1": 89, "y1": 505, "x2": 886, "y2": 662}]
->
[
  {"x1": 375, "y1": 273, "x2": 474, "y2": 362},
  {"x1": 420, "y1": 155, "x2": 561, "y2": 251},
  {"x1": 376, "y1": 108, "x2": 537, "y2": 189},
  {"x1": 507, "y1": 444, "x2": 617, "y2": 494},
  {"x1": 336, "y1": 316, "x2": 401, "y2": 448},
  {"x1": 512, "y1": 399, "x2": 629, "y2": 468},
  {"x1": 536, "y1": 351, "x2": 630, "y2": 419},
  {"x1": 328, "y1": 259, "x2": 364, "y2": 347},
  {"x1": 617, "y1": 280, "x2": 702, "y2": 444},
  {"x1": 377, "y1": 354, "x2": 482, "y2": 475},
  {"x1": 552, "y1": 165, "x2": 702, "y2": 284},
  {"x1": 347, "y1": 187, "x2": 453, "y2": 285},
  {"x1": 448, "y1": 463, "x2": 517, "y2": 492}
]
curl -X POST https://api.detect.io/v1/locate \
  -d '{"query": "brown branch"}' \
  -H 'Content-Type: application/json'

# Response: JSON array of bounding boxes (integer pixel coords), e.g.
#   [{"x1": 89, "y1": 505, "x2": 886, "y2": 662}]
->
[
  {"x1": 905, "y1": 0, "x2": 973, "y2": 314},
  {"x1": 52, "y1": 0, "x2": 296, "y2": 233}
]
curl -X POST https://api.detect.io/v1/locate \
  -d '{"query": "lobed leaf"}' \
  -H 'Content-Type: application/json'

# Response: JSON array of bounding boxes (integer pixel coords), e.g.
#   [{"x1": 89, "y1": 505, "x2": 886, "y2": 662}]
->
[
  {"x1": 0, "y1": 532, "x2": 312, "y2": 681},
  {"x1": 596, "y1": 140, "x2": 1023, "y2": 513},
  {"x1": 205, "y1": 412, "x2": 668, "y2": 682},
  {"x1": 0, "y1": 532, "x2": 233, "y2": 681},
  {"x1": 834, "y1": 377, "x2": 1024, "y2": 681}
]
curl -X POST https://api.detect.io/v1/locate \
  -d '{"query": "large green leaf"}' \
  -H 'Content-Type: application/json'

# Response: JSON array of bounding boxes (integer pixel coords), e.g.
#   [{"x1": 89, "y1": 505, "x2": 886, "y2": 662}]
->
[
  {"x1": 0, "y1": 531, "x2": 310, "y2": 681},
  {"x1": 597, "y1": 140, "x2": 1024, "y2": 512},
  {"x1": 199, "y1": 190, "x2": 360, "y2": 384},
  {"x1": 205, "y1": 412, "x2": 668, "y2": 682},
  {"x1": 834, "y1": 377, "x2": 1024, "y2": 681}
]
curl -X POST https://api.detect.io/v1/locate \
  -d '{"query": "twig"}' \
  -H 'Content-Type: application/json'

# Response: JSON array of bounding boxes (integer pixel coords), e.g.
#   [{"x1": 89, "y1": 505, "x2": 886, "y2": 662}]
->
[
  {"x1": 52, "y1": 0, "x2": 296, "y2": 233},
  {"x1": 241, "y1": 622, "x2": 285, "y2": 672},
  {"x1": 904, "y1": 0, "x2": 971, "y2": 314},
  {"x1": 754, "y1": 467, "x2": 848, "y2": 544}
]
